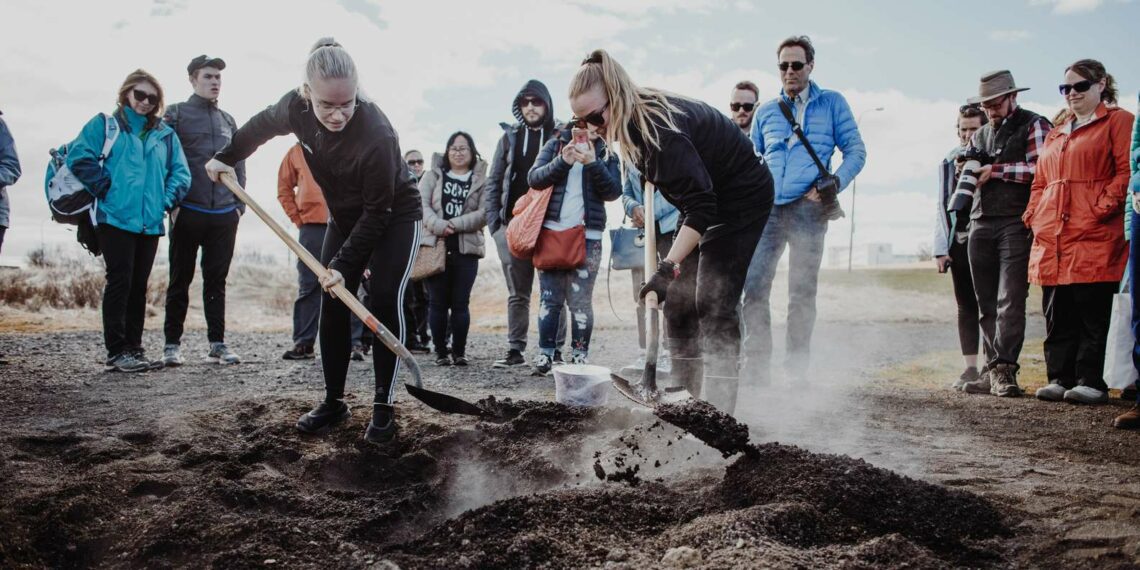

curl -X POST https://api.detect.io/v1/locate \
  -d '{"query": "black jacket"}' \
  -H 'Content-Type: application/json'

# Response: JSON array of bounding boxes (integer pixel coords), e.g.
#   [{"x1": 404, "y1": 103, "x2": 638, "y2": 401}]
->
[
  {"x1": 527, "y1": 131, "x2": 622, "y2": 233},
  {"x1": 632, "y1": 96, "x2": 774, "y2": 234},
  {"x1": 483, "y1": 80, "x2": 559, "y2": 234},
  {"x1": 215, "y1": 90, "x2": 421, "y2": 277},
  {"x1": 164, "y1": 94, "x2": 246, "y2": 213}
]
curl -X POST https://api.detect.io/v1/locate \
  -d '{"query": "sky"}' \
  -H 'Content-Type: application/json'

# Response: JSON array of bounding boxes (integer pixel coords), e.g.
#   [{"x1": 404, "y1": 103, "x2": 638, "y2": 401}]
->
[{"x1": 1, "y1": 0, "x2": 1138, "y2": 267}]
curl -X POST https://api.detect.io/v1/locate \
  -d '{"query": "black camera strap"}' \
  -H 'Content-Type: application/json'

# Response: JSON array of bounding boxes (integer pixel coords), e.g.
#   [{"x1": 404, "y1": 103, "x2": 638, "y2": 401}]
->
[{"x1": 778, "y1": 99, "x2": 831, "y2": 180}]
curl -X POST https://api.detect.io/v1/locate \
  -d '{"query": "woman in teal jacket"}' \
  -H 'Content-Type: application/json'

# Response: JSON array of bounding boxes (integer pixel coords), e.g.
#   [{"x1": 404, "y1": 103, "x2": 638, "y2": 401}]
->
[
  {"x1": 1119, "y1": 93, "x2": 1140, "y2": 429},
  {"x1": 68, "y1": 69, "x2": 191, "y2": 372}
]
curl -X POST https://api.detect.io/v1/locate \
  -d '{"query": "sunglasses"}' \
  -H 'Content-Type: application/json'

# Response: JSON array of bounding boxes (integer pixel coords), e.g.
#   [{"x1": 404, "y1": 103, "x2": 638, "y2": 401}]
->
[
  {"x1": 132, "y1": 89, "x2": 159, "y2": 106},
  {"x1": 519, "y1": 96, "x2": 545, "y2": 108},
  {"x1": 730, "y1": 102, "x2": 756, "y2": 112},
  {"x1": 406, "y1": 159, "x2": 424, "y2": 166},
  {"x1": 778, "y1": 61, "x2": 807, "y2": 72},
  {"x1": 580, "y1": 103, "x2": 608, "y2": 127},
  {"x1": 1058, "y1": 80, "x2": 1094, "y2": 96}
]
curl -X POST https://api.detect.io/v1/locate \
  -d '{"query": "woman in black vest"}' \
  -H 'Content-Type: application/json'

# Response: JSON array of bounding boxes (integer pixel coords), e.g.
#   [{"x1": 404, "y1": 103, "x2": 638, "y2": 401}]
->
[
  {"x1": 206, "y1": 38, "x2": 422, "y2": 444},
  {"x1": 568, "y1": 49, "x2": 774, "y2": 415}
]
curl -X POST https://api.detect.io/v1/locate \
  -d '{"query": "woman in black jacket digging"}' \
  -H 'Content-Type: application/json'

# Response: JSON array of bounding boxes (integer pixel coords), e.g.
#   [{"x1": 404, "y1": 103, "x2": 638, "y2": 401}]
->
[
  {"x1": 206, "y1": 38, "x2": 421, "y2": 444},
  {"x1": 568, "y1": 49, "x2": 775, "y2": 416}
]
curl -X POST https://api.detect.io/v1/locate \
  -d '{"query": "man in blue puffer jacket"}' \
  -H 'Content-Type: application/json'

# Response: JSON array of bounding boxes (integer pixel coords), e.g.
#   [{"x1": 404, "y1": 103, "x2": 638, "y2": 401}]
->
[{"x1": 742, "y1": 35, "x2": 867, "y2": 386}]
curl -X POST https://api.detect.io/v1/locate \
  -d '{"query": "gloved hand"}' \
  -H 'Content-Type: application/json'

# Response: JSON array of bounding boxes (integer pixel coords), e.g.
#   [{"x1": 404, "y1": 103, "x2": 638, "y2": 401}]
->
[{"x1": 639, "y1": 259, "x2": 678, "y2": 304}]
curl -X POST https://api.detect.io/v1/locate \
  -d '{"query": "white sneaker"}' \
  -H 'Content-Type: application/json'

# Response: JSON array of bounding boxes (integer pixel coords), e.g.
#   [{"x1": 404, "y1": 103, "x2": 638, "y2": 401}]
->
[
  {"x1": 208, "y1": 342, "x2": 241, "y2": 365},
  {"x1": 1035, "y1": 383, "x2": 1067, "y2": 402},
  {"x1": 1063, "y1": 386, "x2": 1108, "y2": 405}
]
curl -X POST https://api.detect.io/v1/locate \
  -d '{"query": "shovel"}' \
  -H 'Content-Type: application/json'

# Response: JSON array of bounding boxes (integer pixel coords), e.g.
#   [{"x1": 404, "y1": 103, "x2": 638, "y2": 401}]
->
[
  {"x1": 218, "y1": 173, "x2": 486, "y2": 417},
  {"x1": 610, "y1": 183, "x2": 693, "y2": 408}
]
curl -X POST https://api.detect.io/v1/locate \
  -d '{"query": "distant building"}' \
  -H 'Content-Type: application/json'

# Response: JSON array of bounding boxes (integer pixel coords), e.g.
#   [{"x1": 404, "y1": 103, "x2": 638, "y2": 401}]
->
[{"x1": 827, "y1": 243, "x2": 919, "y2": 268}]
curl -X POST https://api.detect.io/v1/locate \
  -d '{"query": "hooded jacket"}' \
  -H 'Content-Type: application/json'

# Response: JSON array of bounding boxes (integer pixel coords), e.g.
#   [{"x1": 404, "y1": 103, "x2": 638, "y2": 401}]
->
[
  {"x1": 0, "y1": 111, "x2": 20, "y2": 228},
  {"x1": 483, "y1": 80, "x2": 560, "y2": 234},
  {"x1": 1024, "y1": 103, "x2": 1133, "y2": 286},
  {"x1": 527, "y1": 130, "x2": 622, "y2": 234},
  {"x1": 214, "y1": 90, "x2": 422, "y2": 278},
  {"x1": 67, "y1": 107, "x2": 191, "y2": 236},
  {"x1": 419, "y1": 153, "x2": 488, "y2": 257},
  {"x1": 164, "y1": 94, "x2": 246, "y2": 214}
]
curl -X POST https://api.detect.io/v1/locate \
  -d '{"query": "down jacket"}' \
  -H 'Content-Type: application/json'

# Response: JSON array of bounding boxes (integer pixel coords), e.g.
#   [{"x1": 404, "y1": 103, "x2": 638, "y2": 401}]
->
[
  {"x1": 1024, "y1": 103, "x2": 1134, "y2": 286},
  {"x1": 419, "y1": 153, "x2": 488, "y2": 257}
]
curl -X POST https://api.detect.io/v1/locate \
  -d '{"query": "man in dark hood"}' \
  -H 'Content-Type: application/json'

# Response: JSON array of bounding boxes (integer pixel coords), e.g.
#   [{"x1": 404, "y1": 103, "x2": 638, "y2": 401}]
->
[{"x1": 484, "y1": 79, "x2": 565, "y2": 367}]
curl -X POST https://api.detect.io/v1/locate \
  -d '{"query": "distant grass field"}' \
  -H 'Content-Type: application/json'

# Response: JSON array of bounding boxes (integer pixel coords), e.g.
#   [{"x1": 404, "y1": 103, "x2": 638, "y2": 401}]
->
[{"x1": 818, "y1": 267, "x2": 1044, "y2": 316}]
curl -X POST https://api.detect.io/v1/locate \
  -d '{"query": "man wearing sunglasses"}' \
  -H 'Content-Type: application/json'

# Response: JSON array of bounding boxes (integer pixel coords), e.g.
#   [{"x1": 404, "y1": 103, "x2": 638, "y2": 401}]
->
[
  {"x1": 161, "y1": 55, "x2": 246, "y2": 367},
  {"x1": 484, "y1": 80, "x2": 567, "y2": 368},
  {"x1": 956, "y1": 70, "x2": 1051, "y2": 398},
  {"x1": 730, "y1": 81, "x2": 759, "y2": 136},
  {"x1": 742, "y1": 35, "x2": 866, "y2": 388},
  {"x1": 402, "y1": 149, "x2": 431, "y2": 355}
]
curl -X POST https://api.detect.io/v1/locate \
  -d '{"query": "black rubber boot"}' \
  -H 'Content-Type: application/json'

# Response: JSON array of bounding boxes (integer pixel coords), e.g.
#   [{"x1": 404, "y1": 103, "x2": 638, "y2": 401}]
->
[
  {"x1": 364, "y1": 403, "x2": 398, "y2": 445},
  {"x1": 703, "y1": 351, "x2": 741, "y2": 416},
  {"x1": 296, "y1": 400, "x2": 351, "y2": 434},
  {"x1": 667, "y1": 338, "x2": 703, "y2": 397}
]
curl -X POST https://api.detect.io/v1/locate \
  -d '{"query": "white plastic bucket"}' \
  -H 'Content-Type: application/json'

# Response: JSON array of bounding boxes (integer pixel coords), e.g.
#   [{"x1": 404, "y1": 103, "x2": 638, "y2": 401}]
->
[{"x1": 553, "y1": 364, "x2": 611, "y2": 407}]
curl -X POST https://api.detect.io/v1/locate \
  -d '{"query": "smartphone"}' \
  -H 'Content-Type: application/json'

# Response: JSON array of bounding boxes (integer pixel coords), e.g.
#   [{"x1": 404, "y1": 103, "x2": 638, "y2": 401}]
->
[{"x1": 572, "y1": 127, "x2": 588, "y2": 149}]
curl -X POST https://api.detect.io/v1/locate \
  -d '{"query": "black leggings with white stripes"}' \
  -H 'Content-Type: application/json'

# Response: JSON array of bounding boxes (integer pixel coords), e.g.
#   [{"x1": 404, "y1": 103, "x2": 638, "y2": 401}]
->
[{"x1": 319, "y1": 219, "x2": 419, "y2": 406}]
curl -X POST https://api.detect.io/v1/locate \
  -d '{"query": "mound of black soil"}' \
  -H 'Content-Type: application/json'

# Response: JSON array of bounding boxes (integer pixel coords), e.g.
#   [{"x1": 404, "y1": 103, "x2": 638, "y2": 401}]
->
[{"x1": 654, "y1": 399, "x2": 751, "y2": 457}]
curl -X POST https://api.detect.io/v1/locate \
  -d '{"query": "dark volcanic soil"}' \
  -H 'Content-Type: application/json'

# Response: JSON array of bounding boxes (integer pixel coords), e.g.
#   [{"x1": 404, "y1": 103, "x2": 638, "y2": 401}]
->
[{"x1": 2, "y1": 324, "x2": 1139, "y2": 568}]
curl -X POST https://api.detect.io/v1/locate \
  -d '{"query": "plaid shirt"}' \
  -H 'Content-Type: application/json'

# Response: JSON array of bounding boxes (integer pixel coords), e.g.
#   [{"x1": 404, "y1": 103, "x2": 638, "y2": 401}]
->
[{"x1": 988, "y1": 114, "x2": 1052, "y2": 184}]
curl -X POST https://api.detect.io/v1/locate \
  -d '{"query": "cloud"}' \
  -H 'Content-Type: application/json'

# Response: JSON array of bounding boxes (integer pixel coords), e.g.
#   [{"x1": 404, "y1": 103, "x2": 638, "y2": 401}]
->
[
  {"x1": 1030, "y1": 0, "x2": 1132, "y2": 13},
  {"x1": 988, "y1": 29, "x2": 1033, "y2": 41}
]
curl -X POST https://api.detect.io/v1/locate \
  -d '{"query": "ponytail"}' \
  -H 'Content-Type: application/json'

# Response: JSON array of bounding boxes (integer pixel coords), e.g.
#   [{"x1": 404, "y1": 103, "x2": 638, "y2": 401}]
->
[{"x1": 299, "y1": 37, "x2": 358, "y2": 99}]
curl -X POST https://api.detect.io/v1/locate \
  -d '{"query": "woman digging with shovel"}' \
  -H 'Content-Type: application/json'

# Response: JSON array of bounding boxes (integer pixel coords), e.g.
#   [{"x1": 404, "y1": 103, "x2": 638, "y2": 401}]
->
[
  {"x1": 205, "y1": 38, "x2": 422, "y2": 444},
  {"x1": 569, "y1": 50, "x2": 775, "y2": 415}
]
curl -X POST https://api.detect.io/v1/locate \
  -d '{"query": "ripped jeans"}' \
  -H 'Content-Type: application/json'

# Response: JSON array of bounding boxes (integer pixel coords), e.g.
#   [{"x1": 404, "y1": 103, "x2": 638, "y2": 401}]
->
[{"x1": 538, "y1": 239, "x2": 603, "y2": 358}]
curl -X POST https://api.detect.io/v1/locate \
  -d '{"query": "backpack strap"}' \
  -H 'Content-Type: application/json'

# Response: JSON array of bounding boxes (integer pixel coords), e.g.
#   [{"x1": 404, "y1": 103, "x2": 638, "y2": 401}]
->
[
  {"x1": 99, "y1": 112, "x2": 120, "y2": 162},
  {"x1": 777, "y1": 99, "x2": 829, "y2": 179}
]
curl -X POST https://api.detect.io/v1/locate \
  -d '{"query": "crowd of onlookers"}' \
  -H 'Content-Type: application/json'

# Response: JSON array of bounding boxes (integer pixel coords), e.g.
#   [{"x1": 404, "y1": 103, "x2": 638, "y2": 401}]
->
[{"x1": 0, "y1": 35, "x2": 1136, "y2": 431}]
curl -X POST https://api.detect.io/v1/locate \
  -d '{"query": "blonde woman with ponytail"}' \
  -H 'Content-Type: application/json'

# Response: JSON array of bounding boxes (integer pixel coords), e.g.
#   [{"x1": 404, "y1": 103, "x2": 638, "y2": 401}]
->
[
  {"x1": 569, "y1": 49, "x2": 775, "y2": 416},
  {"x1": 205, "y1": 38, "x2": 423, "y2": 444}
]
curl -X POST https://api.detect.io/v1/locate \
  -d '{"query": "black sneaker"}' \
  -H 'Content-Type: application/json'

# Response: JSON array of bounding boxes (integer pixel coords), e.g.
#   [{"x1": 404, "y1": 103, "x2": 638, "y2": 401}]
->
[
  {"x1": 296, "y1": 400, "x2": 351, "y2": 434},
  {"x1": 127, "y1": 347, "x2": 165, "y2": 370},
  {"x1": 364, "y1": 403, "x2": 398, "y2": 444},
  {"x1": 553, "y1": 350, "x2": 565, "y2": 365},
  {"x1": 533, "y1": 353, "x2": 553, "y2": 376},
  {"x1": 435, "y1": 353, "x2": 452, "y2": 366},
  {"x1": 351, "y1": 345, "x2": 366, "y2": 361},
  {"x1": 406, "y1": 341, "x2": 430, "y2": 355},
  {"x1": 283, "y1": 345, "x2": 315, "y2": 360},
  {"x1": 493, "y1": 349, "x2": 526, "y2": 368},
  {"x1": 452, "y1": 354, "x2": 469, "y2": 366},
  {"x1": 105, "y1": 352, "x2": 151, "y2": 373}
]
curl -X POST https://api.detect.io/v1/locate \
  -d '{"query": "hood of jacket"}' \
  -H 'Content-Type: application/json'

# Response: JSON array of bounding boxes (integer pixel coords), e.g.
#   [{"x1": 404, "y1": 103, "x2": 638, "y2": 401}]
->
[{"x1": 511, "y1": 79, "x2": 555, "y2": 132}]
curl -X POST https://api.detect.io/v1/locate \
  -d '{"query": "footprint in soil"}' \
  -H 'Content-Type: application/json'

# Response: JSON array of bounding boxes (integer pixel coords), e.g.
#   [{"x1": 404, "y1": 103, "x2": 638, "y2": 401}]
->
[{"x1": 128, "y1": 480, "x2": 180, "y2": 498}]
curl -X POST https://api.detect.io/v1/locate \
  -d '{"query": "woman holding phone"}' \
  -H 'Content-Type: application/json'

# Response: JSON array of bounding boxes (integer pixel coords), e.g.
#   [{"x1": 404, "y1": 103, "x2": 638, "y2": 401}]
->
[
  {"x1": 206, "y1": 38, "x2": 422, "y2": 444},
  {"x1": 568, "y1": 49, "x2": 774, "y2": 415}
]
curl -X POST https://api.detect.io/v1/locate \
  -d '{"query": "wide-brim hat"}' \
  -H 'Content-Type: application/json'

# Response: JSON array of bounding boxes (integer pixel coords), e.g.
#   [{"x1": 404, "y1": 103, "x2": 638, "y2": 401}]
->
[
  {"x1": 967, "y1": 70, "x2": 1030, "y2": 104},
  {"x1": 187, "y1": 55, "x2": 226, "y2": 76}
]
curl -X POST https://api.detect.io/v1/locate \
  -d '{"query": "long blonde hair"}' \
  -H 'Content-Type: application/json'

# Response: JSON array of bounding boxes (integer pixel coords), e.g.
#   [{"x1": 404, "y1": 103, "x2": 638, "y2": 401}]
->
[{"x1": 569, "y1": 49, "x2": 684, "y2": 171}]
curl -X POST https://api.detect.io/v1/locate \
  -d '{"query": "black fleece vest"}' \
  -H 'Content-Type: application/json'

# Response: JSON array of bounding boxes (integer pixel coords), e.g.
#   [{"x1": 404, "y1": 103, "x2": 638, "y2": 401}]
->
[{"x1": 970, "y1": 107, "x2": 1043, "y2": 219}]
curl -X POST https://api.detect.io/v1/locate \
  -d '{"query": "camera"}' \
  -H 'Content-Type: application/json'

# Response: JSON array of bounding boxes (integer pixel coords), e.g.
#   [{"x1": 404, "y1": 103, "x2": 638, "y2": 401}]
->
[
  {"x1": 948, "y1": 147, "x2": 992, "y2": 212},
  {"x1": 814, "y1": 174, "x2": 844, "y2": 221}
]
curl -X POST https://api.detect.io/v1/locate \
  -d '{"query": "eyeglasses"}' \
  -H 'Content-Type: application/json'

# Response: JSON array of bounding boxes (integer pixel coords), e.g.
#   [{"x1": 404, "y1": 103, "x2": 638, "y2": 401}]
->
[
  {"x1": 448, "y1": 147, "x2": 470, "y2": 154},
  {"x1": 313, "y1": 98, "x2": 358, "y2": 114},
  {"x1": 1058, "y1": 80, "x2": 1093, "y2": 96},
  {"x1": 406, "y1": 159, "x2": 424, "y2": 166},
  {"x1": 519, "y1": 97, "x2": 545, "y2": 108},
  {"x1": 980, "y1": 95, "x2": 1009, "y2": 110},
  {"x1": 730, "y1": 102, "x2": 755, "y2": 112},
  {"x1": 581, "y1": 103, "x2": 608, "y2": 127},
  {"x1": 778, "y1": 61, "x2": 807, "y2": 72},
  {"x1": 132, "y1": 89, "x2": 159, "y2": 106}
]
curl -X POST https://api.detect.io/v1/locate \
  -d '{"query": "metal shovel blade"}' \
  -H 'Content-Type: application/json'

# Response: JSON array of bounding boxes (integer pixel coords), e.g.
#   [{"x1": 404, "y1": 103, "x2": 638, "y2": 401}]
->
[
  {"x1": 404, "y1": 384, "x2": 487, "y2": 417},
  {"x1": 610, "y1": 372, "x2": 694, "y2": 409}
]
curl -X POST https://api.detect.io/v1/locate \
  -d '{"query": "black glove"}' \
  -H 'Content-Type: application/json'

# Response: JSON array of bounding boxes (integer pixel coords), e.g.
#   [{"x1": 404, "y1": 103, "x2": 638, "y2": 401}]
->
[{"x1": 639, "y1": 259, "x2": 678, "y2": 304}]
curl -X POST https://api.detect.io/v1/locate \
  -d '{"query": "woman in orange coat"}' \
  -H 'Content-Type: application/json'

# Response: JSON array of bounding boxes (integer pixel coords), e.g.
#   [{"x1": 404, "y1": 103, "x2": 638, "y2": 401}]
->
[{"x1": 1024, "y1": 59, "x2": 1134, "y2": 405}]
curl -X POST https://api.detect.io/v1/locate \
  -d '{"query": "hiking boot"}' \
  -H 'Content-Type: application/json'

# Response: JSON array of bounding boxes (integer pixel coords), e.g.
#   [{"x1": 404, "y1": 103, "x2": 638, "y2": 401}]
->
[
  {"x1": 435, "y1": 352, "x2": 452, "y2": 366},
  {"x1": 950, "y1": 367, "x2": 979, "y2": 391},
  {"x1": 570, "y1": 353, "x2": 588, "y2": 365},
  {"x1": 1113, "y1": 405, "x2": 1140, "y2": 429},
  {"x1": 208, "y1": 342, "x2": 241, "y2": 365},
  {"x1": 296, "y1": 400, "x2": 351, "y2": 434},
  {"x1": 282, "y1": 344, "x2": 315, "y2": 360},
  {"x1": 451, "y1": 354, "x2": 469, "y2": 367},
  {"x1": 364, "y1": 403, "x2": 398, "y2": 444},
  {"x1": 406, "y1": 341, "x2": 430, "y2": 355},
  {"x1": 351, "y1": 344, "x2": 366, "y2": 361},
  {"x1": 1063, "y1": 385, "x2": 1108, "y2": 405},
  {"x1": 962, "y1": 367, "x2": 992, "y2": 395},
  {"x1": 1035, "y1": 382, "x2": 1068, "y2": 402},
  {"x1": 492, "y1": 349, "x2": 526, "y2": 368},
  {"x1": 533, "y1": 353, "x2": 553, "y2": 376},
  {"x1": 163, "y1": 344, "x2": 185, "y2": 367},
  {"x1": 105, "y1": 352, "x2": 151, "y2": 373},
  {"x1": 989, "y1": 364, "x2": 1022, "y2": 397}
]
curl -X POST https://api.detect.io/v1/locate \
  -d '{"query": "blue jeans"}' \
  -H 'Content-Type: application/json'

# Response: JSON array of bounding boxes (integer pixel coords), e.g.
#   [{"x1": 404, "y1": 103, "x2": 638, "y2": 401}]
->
[
  {"x1": 425, "y1": 252, "x2": 479, "y2": 356},
  {"x1": 538, "y1": 239, "x2": 602, "y2": 358},
  {"x1": 741, "y1": 198, "x2": 827, "y2": 379},
  {"x1": 1130, "y1": 208, "x2": 1140, "y2": 401}
]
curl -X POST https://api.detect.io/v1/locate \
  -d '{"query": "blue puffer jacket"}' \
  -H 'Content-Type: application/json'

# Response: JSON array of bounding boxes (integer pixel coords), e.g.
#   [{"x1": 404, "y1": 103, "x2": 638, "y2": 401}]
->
[
  {"x1": 527, "y1": 131, "x2": 622, "y2": 233},
  {"x1": 750, "y1": 81, "x2": 867, "y2": 205},
  {"x1": 67, "y1": 107, "x2": 191, "y2": 236}
]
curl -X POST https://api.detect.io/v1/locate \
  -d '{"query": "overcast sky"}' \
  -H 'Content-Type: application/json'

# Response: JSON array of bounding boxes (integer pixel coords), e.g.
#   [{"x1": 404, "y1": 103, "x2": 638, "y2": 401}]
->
[{"x1": 2, "y1": 0, "x2": 1137, "y2": 266}]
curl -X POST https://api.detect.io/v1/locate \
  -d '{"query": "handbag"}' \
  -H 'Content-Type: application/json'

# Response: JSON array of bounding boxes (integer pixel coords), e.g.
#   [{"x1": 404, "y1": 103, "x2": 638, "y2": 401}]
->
[
  {"x1": 533, "y1": 225, "x2": 586, "y2": 270},
  {"x1": 609, "y1": 226, "x2": 643, "y2": 271},
  {"x1": 506, "y1": 186, "x2": 553, "y2": 259},
  {"x1": 410, "y1": 235, "x2": 446, "y2": 281},
  {"x1": 1104, "y1": 276, "x2": 1139, "y2": 390}
]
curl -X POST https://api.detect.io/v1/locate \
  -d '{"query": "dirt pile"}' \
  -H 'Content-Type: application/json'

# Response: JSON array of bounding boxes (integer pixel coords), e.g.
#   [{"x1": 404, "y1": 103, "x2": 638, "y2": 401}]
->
[{"x1": 654, "y1": 399, "x2": 751, "y2": 457}]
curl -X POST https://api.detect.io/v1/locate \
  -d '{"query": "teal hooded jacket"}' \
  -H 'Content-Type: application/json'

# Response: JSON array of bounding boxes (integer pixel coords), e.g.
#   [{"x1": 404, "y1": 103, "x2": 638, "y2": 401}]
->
[{"x1": 66, "y1": 106, "x2": 190, "y2": 235}]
